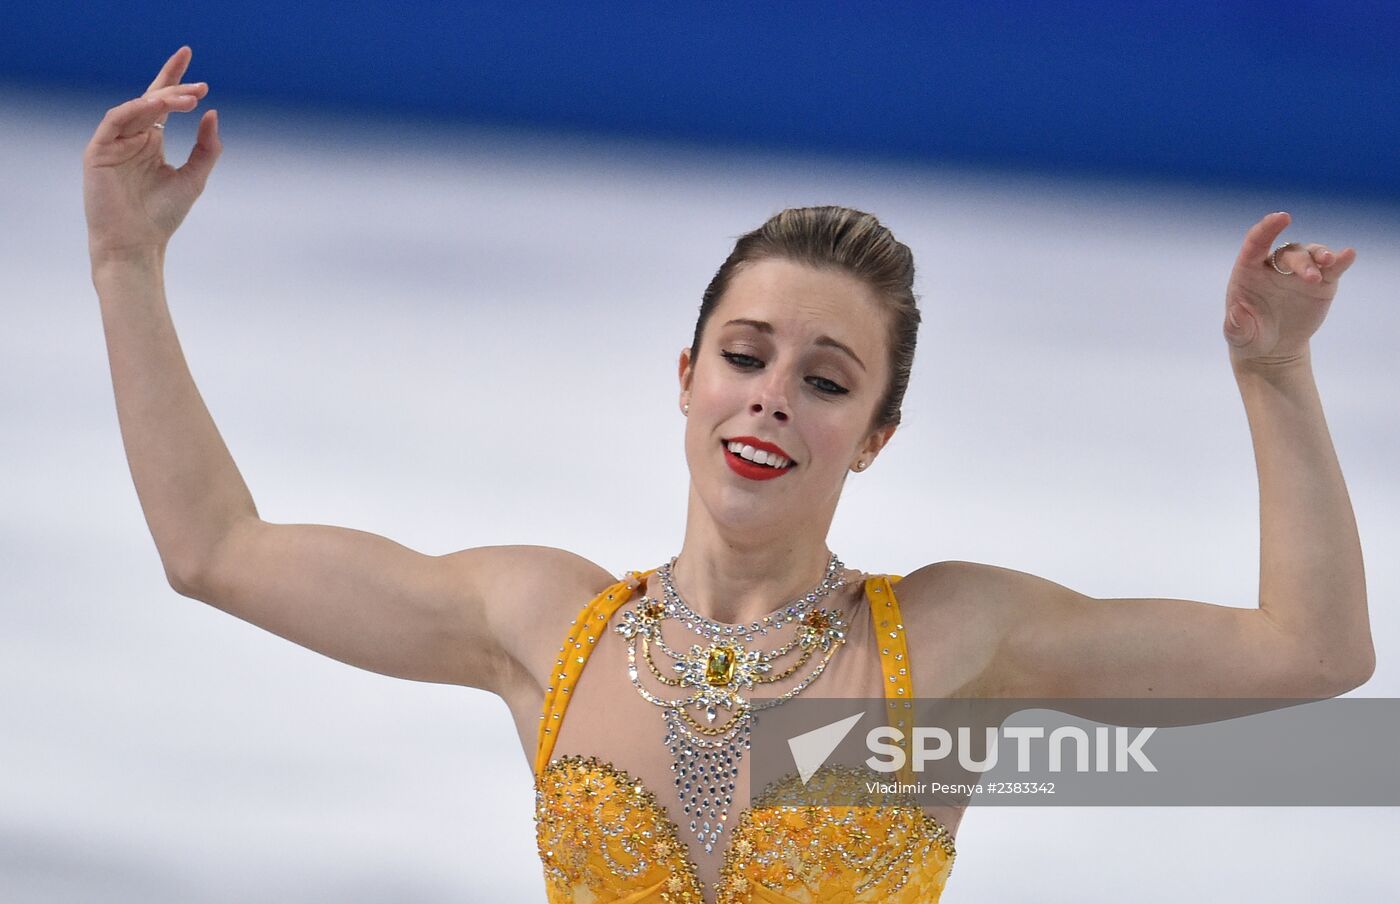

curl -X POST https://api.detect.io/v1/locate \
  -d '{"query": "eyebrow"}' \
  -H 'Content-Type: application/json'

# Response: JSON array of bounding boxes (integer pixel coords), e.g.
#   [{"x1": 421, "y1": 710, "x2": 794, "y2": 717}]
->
[{"x1": 720, "y1": 318, "x2": 866, "y2": 372}]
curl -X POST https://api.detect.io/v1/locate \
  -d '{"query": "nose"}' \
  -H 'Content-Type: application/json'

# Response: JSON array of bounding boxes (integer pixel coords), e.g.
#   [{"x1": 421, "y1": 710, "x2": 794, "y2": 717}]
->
[{"x1": 750, "y1": 369, "x2": 791, "y2": 422}]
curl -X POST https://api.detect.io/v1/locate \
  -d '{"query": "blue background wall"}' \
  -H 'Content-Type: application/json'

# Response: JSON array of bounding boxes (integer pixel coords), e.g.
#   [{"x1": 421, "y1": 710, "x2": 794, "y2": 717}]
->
[{"x1": 6, "y1": 1, "x2": 1399, "y2": 199}]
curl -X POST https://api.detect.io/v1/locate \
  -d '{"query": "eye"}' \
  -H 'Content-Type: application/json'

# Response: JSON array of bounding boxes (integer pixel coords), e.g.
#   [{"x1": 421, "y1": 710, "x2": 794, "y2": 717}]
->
[
  {"x1": 809, "y1": 377, "x2": 849, "y2": 395},
  {"x1": 720, "y1": 350, "x2": 849, "y2": 396}
]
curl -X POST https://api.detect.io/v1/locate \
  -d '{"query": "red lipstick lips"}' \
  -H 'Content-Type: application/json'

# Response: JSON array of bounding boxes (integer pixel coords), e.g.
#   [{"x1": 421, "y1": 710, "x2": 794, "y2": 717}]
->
[{"x1": 722, "y1": 436, "x2": 796, "y2": 482}]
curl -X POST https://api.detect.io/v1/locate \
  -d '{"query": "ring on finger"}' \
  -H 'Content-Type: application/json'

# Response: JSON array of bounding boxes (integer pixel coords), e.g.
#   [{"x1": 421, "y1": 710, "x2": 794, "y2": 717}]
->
[{"x1": 1269, "y1": 242, "x2": 1299, "y2": 276}]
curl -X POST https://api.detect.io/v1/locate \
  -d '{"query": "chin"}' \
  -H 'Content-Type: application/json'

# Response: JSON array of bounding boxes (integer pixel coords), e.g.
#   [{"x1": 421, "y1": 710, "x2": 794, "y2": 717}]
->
[{"x1": 695, "y1": 477, "x2": 799, "y2": 528}]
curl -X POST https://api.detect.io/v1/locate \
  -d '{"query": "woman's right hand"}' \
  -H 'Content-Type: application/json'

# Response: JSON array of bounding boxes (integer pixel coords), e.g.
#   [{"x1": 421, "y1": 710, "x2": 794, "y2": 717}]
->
[{"x1": 83, "y1": 46, "x2": 221, "y2": 264}]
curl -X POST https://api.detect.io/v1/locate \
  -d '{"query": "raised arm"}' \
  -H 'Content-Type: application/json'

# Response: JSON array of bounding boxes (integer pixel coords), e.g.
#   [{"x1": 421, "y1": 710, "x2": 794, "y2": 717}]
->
[
  {"x1": 85, "y1": 47, "x2": 611, "y2": 694},
  {"x1": 905, "y1": 212, "x2": 1375, "y2": 702}
]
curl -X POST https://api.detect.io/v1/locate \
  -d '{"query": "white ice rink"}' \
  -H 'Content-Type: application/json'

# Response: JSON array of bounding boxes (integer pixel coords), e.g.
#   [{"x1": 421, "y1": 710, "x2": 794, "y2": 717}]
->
[{"x1": 4, "y1": 86, "x2": 1399, "y2": 901}]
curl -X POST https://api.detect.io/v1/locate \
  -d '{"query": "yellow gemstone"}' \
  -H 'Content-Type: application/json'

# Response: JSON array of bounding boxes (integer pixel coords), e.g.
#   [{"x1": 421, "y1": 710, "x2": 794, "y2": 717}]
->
[{"x1": 705, "y1": 646, "x2": 737, "y2": 686}]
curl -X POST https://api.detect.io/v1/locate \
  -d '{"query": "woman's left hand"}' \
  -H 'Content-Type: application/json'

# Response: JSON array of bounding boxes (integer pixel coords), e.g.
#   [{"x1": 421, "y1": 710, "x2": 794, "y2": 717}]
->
[{"x1": 1223, "y1": 211, "x2": 1357, "y2": 367}]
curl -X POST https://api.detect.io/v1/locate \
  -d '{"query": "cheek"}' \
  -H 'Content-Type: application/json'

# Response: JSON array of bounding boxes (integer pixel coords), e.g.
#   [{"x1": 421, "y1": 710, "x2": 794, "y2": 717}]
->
[
  {"x1": 693, "y1": 373, "x2": 746, "y2": 414},
  {"x1": 807, "y1": 435, "x2": 850, "y2": 469}
]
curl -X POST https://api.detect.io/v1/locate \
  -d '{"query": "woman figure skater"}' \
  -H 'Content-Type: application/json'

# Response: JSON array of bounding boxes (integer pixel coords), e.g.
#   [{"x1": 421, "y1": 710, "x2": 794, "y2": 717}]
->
[{"x1": 84, "y1": 47, "x2": 1375, "y2": 904}]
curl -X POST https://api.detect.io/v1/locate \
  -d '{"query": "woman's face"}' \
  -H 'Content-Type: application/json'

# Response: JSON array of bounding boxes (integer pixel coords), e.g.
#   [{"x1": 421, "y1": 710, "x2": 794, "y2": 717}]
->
[{"x1": 679, "y1": 257, "x2": 896, "y2": 531}]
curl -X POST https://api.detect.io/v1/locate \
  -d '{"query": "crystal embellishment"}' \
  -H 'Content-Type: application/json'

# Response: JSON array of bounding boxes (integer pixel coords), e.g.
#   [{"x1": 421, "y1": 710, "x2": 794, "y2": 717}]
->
[
  {"x1": 704, "y1": 646, "x2": 737, "y2": 686},
  {"x1": 614, "y1": 553, "x2": 851, "y2": 853}
]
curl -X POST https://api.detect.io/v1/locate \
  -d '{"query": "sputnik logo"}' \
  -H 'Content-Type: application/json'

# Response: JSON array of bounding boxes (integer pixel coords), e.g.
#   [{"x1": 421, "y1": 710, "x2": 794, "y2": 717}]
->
[{"x1": 788, "y1": 712, "x2": 865, "y2": 784}]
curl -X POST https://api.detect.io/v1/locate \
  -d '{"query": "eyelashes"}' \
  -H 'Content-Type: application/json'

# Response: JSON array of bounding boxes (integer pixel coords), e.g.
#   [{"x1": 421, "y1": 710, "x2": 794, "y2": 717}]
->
[
  {"x1": 719, "y1": 350, "x2": 849, "y2": 395},
  {"x1": 721, "y1": 350, "x2": 767, "y2": 374}
]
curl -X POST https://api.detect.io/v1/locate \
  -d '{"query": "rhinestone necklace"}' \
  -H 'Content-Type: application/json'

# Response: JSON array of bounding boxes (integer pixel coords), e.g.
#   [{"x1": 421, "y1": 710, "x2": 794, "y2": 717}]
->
[
  {"x1": 658, "y1": 553, "x2": 845, "y2": 641},
  {"x1": 614, "y1": 554, "x2": 851, "y2": 854}
]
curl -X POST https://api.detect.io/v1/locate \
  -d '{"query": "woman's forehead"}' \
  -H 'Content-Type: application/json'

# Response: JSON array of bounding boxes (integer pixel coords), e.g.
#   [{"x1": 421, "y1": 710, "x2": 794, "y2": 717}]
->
[
  {"x1": 715, "y1": 259, "x2": 886, "y2": 347},
  {"x1": 723, "y1": 257, "x2": 878, "y2": 304}
]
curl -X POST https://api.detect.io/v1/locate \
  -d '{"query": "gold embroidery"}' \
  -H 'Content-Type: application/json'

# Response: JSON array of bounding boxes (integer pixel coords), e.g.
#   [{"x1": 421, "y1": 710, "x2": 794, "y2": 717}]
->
[
  {"x1": 535, "y1": 755, "x2": 703, "y2": 903},
  {"x1": 535, "y1": 757, "x2": 954, "y2": 904},
  {"x1": 715, "y1": 763, "x2": 956, "y2": 902}
]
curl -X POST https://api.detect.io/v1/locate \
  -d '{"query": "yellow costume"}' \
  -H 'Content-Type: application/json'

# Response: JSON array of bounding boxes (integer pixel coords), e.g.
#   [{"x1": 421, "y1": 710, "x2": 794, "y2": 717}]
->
[{"x1": 534, "y1": 569, "x2": 955, "y2": 903}]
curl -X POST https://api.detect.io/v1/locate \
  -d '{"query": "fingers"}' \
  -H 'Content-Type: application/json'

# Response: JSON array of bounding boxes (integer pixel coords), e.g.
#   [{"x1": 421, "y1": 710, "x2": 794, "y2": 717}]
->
[
  {"x1": 144, "y1": 81, "x2": 209, "y2": 129},
  {"x1": 92, "y1": 95, "x2": 167, "y2": 144},
  {"x1": 1276, "y1": 244, "x2": 1322, "y2": 283},
  {"x1": 1294, "y1": 243, "x2": 1339, "y2": 284},
  {"x1": 144, "y1": 81, "x2": 209, "y2": 101},
  {"x1": 145, "y1": 46, "x2": 192, "y2": 95},
  {"x1": 1244, "y1": 213, "x2": 1358, "y2": 286},
  {"x1": 143, "y1": 46, "x2": 198, "y2": 130},
  {"x1": 177, "y1": 109, "x2": 223, "y2": 189},
  {"x1": 1319, "y1": 247, "x2": 1358, "y2": 283},
  {"x1": 1304, "y1": 243, "x2": 1334, "y2": 267},
  {"x1": 1238, "y1": 211, "x2": 1291, "y2": 265},
  {"x1": 92, "y1": 84, "x2": 208, "y2": 144},
  {"x1": 1274, "y1": 240, "x2": 1357, "y2": 285}
]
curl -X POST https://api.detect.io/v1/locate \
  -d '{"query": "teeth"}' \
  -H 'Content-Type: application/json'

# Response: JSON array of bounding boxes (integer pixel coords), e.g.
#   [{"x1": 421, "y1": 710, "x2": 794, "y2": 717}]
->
[{"x1": 726, "y1": 440, "x2": 790, "y2": 469}]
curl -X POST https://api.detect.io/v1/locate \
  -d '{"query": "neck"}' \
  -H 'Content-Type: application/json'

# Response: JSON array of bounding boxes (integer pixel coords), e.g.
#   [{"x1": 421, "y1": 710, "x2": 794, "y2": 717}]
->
[{"x1": 665, "y1": 484, "x2": 850, "y2": 625}]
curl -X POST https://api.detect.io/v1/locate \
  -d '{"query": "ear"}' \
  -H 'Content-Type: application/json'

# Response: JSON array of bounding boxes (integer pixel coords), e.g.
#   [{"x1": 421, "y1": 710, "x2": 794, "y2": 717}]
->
[
  {"x1": 678, "y1": 347, "x2": 694, "y2": 408},
  {"x1": 861, "y1": 423, "x2": 898, "y2": 462}
]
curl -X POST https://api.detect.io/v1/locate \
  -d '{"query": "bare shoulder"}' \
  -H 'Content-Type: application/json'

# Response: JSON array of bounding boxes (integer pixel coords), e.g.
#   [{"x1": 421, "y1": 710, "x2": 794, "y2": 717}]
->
[
  {"x1": 897, "y1": 559, "x2": 1082, "y2": 613},
  {"x1": 436, "y1": 544, "x2": 618, "y2": 698},
  {"x1": 890, "y1": 560, "x2": 1087, "y2": 697},
  {"x1": 892, "y1": 559, "x2": 1013, "y2": 620}
]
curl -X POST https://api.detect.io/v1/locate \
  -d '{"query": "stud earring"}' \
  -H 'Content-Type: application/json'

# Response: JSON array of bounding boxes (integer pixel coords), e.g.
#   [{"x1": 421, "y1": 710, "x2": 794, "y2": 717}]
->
[
  {"x1": 683, "y1": 402, "x2": 689, "y2": 415},
  {"x1": 853, "y1": 460, "x2": 867, "y2": 472}
]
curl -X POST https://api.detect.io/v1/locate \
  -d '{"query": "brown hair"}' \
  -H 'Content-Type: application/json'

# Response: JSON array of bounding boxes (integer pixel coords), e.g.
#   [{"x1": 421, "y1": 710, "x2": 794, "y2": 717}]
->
[{"x1": 691, "y1": 206, "x2": 920, "y2": 430}]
